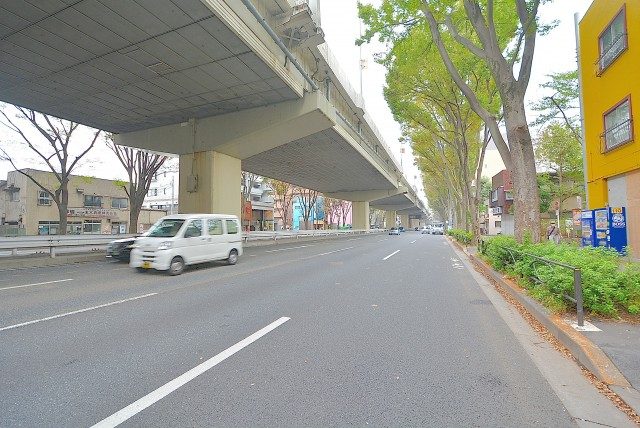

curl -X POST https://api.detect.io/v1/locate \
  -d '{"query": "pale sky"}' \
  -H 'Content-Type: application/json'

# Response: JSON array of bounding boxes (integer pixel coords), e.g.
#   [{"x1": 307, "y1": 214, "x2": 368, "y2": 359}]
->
[{"x1": 1, "y1": 0, "x2": 594, "y2": 204}]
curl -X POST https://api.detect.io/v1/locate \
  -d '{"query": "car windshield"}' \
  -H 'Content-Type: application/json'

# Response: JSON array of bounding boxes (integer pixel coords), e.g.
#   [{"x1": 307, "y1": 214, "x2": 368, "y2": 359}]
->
[{"x1": 146, "y1": 219, "x2": 185, "y2": 238}]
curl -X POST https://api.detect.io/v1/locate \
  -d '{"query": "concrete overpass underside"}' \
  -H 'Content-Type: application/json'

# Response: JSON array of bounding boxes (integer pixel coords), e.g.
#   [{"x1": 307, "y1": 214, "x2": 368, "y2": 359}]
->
[
  {"x1": 0, "y1": 0, "x2": 301, "y2": 133},
  {"x1": 243, "y1": 127, "x2": 396, "y2": 193}
]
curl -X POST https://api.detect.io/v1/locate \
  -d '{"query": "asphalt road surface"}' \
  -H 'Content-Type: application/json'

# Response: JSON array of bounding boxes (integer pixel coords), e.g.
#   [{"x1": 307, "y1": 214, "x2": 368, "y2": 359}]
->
[{"x1": 0, "y1": 233, "x2": 633, "y2": 427}]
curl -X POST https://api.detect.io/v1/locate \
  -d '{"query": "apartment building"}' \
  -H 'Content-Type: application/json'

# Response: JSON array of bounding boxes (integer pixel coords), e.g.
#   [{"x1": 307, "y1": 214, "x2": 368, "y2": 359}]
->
[{"x1": 579, "y1": 0, "x2": 640, "y2": 254}]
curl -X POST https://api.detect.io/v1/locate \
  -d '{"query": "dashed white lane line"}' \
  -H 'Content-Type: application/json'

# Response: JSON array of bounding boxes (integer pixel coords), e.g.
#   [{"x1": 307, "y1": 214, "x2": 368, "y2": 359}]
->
[
  {"x1": 0, "y1": 293, "x2": 158, "y2": 332},
  {"x1": 0, "y1": 278, "x2": 73, "y2": 291},
  {"x1": 410, "y1": 240, "x2": 417, "y2": 244},
  {"x1": 265, "y1": 245, "x2": 313, "y2": 253},
  {"x1": 382, "y1": 250, "x2": 400, "y2": 261},
  {"x1": 91, "y1": 317, "x2": 290, "y2": 428},
  {"x1": 313, "y1": 246, "x2": 355, "y2": 257}
]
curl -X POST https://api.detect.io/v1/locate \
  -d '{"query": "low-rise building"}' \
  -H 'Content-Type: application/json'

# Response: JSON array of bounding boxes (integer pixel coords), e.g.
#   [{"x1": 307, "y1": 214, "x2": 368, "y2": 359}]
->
[
  {"x1": 0, "y1": 169, "x2": 165, "y2": 236},
  {"x1": 489, "y1": 170, "x2": 514, "y2": 235}
]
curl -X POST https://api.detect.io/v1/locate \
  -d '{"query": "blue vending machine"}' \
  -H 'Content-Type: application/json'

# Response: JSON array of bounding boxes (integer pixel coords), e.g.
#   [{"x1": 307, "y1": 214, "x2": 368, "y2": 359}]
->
[
  {"x1": 608, "y1": 207, "x2": 628, "y2": 253},
  {"x1": 581, "y1": 210, "x2": 596, "y2": 247},
  {"x1": 581, "y1": 207, "x2": 628, "y2": 254}
]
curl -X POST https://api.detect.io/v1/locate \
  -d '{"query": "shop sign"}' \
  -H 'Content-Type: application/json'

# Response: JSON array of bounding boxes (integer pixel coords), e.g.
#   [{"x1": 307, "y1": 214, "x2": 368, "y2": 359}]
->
[{"x1": 67, "y1": 207, "x2": 118, "y2": 218}]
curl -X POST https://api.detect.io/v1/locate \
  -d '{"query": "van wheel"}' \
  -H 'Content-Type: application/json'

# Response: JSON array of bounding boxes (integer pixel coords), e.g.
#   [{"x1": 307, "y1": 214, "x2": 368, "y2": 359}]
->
[
  {"x1": 227, "y1": 249, "x2": 238, "y2": 265},
  {"x1": 169, "y1": 256, "x2": 185, "y2": 275},
  {"x1": 135, "y1": 267, "x2": 147, "y2": 273}
]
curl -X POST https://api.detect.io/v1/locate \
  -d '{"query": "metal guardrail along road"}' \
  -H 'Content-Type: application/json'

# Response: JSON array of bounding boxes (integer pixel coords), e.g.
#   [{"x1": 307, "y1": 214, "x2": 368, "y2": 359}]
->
[
  {"x1": 0, "y1": 230, "x2": 387, "y2": 259},
  {"x1": 479, "y1": 241, "x2": 584, "y2": 327}
]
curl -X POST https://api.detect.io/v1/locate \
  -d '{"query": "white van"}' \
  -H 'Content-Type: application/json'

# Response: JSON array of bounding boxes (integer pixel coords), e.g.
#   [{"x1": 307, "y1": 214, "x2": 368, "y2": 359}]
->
[{"x1": 130, "y1": 214, "x2": 243, "y2": 275}]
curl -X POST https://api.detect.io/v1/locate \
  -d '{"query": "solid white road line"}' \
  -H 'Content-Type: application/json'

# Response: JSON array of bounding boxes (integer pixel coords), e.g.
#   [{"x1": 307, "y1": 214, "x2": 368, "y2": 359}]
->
[
  {"x1": 0, "y1": 278, "x2": 73, "y2": 291},
  {"x1": 265, "y1": 245, "x2": 313, "y2": 253},
  {"x1": 0, "y1": 293, "x2": 158, "y2": 332},
  {"x1": 91, "y1": 317, "x2": 291, "y2": 428},
  {"x1": 382, "y1": 250, "x2": 400, "y2": 261}
]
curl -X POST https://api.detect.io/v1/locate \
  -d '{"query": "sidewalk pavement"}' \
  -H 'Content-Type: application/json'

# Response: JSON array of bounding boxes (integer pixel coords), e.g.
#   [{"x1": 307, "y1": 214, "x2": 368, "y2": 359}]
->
[{"x1": 461, "y1": 243, "x2": 640, "y2": 415}]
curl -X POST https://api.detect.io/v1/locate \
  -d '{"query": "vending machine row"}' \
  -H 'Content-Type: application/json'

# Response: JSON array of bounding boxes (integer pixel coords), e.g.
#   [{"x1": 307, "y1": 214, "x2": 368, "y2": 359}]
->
[{"x1": 581, "y1": 207, "x2": 628, "y2": 254}]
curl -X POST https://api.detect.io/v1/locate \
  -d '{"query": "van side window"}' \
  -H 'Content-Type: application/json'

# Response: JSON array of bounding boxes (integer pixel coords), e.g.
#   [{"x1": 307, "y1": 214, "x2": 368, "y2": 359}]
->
[
  {"x1": 207, "y1": 219, "x2": 223, "y2": 235},
  {"x1": 184, "y1": 220, "x2": 202, "y2": 238},
  {"x1": 226, "y1": 219, "x2": 238, "y2": 234}
]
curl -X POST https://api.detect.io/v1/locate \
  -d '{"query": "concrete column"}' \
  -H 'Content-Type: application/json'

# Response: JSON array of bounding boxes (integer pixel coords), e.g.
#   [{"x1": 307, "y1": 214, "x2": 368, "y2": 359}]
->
[
  {"x1": 178, "y1": 151, "x2": 241, "y2": 219},
  {"x1": 352, "y1": 201, "x2": 370, "y2": 230},
  {"x1": 399, "y1": 214, "x2": 410, "y2": 228},
  {"x1": 384, "y1": 210, "x2": 396, "y2": 228}
]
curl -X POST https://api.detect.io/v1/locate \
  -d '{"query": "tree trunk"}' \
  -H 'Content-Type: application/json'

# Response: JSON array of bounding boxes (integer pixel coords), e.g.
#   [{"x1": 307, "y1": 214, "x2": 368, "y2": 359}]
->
[
  {"x1": 129, "y1": 189, "x2": 143, "y2": 234},
  {"x1": 58, "y1": 182, "x2": 69, "y2": 235},
  {"x1": 504, "y1": 97, "x2": 541, "y2": 242},
  {"x1": 129, "y1": 205, "x2": 141, "y2": 234}
]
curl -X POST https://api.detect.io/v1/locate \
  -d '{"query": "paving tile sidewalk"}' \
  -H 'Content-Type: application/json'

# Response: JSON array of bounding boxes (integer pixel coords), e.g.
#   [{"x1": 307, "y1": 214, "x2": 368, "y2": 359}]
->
[{"x1": 584, "y1": 322, "x2": 640, "y2": 391}]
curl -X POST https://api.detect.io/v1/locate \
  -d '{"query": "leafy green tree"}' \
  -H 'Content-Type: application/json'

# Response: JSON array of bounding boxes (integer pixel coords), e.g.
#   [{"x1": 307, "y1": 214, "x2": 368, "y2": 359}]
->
[
  {"x1": 535, "y1": 122, "x2": 584, "y2": 212},
  {"x1": 360, "y1": 0, "x2": 550, "y2": 242},
  {"x1": 532, "y1": 70, "x2": 581, "y2": 142}
]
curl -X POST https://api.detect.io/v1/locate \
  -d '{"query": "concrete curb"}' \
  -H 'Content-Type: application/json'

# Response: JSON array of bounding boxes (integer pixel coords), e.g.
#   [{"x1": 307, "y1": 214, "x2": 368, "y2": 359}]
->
[{"x1": 448, "y1": 238, "x2": 640, "y2": 416}]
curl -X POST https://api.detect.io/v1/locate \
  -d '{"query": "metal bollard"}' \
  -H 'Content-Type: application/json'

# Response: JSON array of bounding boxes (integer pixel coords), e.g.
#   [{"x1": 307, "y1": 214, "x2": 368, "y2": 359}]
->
[
  {"x1": 574, "y1": 269, "x2": 584, "y2": 327},
  {"x1": 49, "y1": 246, "x2": 56, "y2": 258}
]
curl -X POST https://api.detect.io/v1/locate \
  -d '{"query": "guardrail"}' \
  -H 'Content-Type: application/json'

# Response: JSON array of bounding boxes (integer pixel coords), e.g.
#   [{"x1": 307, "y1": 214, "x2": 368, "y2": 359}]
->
[
  {"x1": 479, "y1": 241, "x2": 584, "y2": 327},
  {"x1": 0, "y1": 229, "x2": 386, "y2": 259},
  {"x1": 242, "y1": 228, "x2": 385, "y2": 242}
]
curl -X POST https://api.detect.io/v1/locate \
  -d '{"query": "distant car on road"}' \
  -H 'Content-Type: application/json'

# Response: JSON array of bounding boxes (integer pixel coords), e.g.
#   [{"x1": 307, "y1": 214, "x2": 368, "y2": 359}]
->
[
  {"x1": 398, "y1": 226, "x2": 405, "y2": 233},
  {"x1": 420, "y1": 227, "x2": 429, "y2": 234},
  {"x1": 389, "y1": 227, "x2": 401, "y2": 235},
  {"x1": 106, "y1": 236, "x2": 138, "y2": 262},
  {"x1": 432, "y1": 224, "x2": 445, "y2": 235}
]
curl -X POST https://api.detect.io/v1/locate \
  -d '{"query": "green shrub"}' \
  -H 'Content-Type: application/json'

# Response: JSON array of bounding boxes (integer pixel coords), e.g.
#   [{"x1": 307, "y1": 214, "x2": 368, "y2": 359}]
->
[
  {"x1": 447, "y1": 228, "x2": 474, "y2": 245},
  {"x1": 481, "y1": 236, "x2": 640, "y2": 317}
]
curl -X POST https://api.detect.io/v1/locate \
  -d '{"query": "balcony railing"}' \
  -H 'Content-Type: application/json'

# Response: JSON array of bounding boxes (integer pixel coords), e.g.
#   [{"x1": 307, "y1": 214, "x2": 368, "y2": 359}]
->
[
  {"x1": 601, "y1": 119, "x2": 633, "y2": 152},
  {"x1": 596, "y1": 33, "x2": 628, "y2": 75}
]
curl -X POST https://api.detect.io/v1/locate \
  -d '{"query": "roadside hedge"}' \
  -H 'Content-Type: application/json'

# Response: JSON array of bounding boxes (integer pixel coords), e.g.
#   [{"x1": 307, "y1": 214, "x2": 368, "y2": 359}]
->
[
  {"x1": 482, "y1": 236, "x2": 640, "y2": 317},
  {"x1": 447, "y1": 229, "x2": 474, "y2": 245}
]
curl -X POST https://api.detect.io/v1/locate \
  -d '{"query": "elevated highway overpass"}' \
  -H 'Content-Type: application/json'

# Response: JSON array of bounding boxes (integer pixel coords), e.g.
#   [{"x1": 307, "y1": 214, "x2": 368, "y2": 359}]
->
[{"x1": 0, "y1": 0, "x2": 427, "y2": 227}]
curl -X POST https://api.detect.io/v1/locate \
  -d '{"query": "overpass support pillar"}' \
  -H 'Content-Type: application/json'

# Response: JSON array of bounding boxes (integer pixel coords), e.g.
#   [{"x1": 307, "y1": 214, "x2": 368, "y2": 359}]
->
[
  {"x1": 384, "y1": 211, "x2": 396, "y2": 228},
  {"x1": 178, "y1": 151, "x2": 241, "y2": 219},
  {"x1": 352, "y1": 201, "x2": 370, "y2": 230},
  {"x1": 399, "y1": 214, "x2": 410, "y2": 228}
]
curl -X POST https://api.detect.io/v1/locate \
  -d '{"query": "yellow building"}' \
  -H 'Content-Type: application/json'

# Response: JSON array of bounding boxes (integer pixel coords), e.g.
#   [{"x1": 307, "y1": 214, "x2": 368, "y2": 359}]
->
[{"x1": 580, "y1": 0, "x2": 640, "y2": 254}]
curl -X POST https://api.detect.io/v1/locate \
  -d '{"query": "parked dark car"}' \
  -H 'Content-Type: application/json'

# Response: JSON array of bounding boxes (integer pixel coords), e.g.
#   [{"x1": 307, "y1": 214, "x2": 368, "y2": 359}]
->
[{"x1": 106, "y1": 236, "x2": 138, "y2": 262}]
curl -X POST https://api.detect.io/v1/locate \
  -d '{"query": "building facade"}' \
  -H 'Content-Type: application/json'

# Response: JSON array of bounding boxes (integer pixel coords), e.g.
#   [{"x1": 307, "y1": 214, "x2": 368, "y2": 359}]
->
[
  {"x1": 143, "y1": 158, "x2": 179, "y2": 214},
  {"x1": 1, "y1": 169, "x2": 165, "y2": 236},
  {"x1": 489, "y1": 170, "x2": 514, "y2": 235},
  {"x1": 243, "y1": 177, "x2": 275, "y2": 231},
  {"x1": 580, "y1": 0, "x2": 640, "y2": 254}
]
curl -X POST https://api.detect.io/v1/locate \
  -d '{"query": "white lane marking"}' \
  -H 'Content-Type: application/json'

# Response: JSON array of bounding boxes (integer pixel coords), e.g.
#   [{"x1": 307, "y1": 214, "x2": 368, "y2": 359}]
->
[
  {"x1": 383, "y1": 250, "x2": 400, "y2": 261},
  {"x1": 410, "y1": 240, "x2": 417, "y2": 244},
  {"x1": 265, "y1": 245, "x2": 313, "y2": 253},
  {"x1": 347, "y1": 237, "x2": 362, "y2": 241},
  {"x1": 0, "y1": 278, "x2": 73, "y2": 291},
  {"x1": 0, "y1": 293, "x2": 157, "y2": 332},
  {"x1": 377, "y1": 238, "x2": 388, "y2": 242},
  {"x1": 313, "y1": 246, "x2": 355, "y2": 257},
  {"x1": 91, "y1": 317, "x2": 290, "y2": 428}
]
